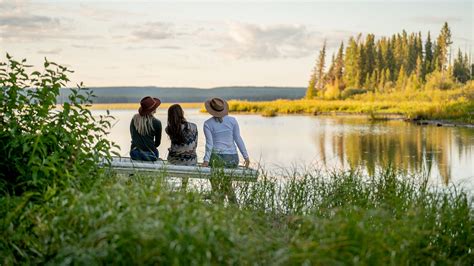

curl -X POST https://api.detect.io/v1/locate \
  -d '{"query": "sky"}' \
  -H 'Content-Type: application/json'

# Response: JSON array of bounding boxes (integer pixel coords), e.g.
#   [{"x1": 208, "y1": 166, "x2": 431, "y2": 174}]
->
[{"x1": 1, "y1": 0, "x2": 472, "y2": 88}]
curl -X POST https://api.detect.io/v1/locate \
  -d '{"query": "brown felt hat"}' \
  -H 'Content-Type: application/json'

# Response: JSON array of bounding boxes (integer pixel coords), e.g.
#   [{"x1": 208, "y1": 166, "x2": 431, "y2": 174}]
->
[
  {"x1": 204, "y1": 97, "x2": 228, "y2": 118},
  {"x1": 139, "y1": 96, "x2": 161, "y2": 116}
]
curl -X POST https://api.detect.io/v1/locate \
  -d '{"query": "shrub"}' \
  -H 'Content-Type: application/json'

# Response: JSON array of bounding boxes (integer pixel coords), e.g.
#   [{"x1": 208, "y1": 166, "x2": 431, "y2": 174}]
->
[
  {"x1": 424, "y1": 70, "x2": 457, "y2": 90},
  {"x1": 0, "y1": 54, "x2": 117, "y2": 196},
  {"x1": 340, "y1": 88, "x2": 367, "y2": 99}
]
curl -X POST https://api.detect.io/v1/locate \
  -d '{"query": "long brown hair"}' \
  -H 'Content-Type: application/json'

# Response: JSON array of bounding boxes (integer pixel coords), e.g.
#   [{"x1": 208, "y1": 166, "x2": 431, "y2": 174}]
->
[{"x1": 165, "y1": 104, "x2": 187, "y2": 144}]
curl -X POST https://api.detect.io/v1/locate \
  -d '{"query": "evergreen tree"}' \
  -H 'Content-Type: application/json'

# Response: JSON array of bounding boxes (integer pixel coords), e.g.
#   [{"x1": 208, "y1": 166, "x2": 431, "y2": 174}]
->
[
  {"x1": 375, "y1": 39, "x2": 385, "y2": 75},
  {"x1": 415, "y1": 56, "x2": 423, "y2": 80},
  {"x1": 407, "y1": 33, "x2": 418, "y2": 74},
  {"x1": 369, "y1": 70, "x2": 378, "y2": 91},
  {"x1": 396, "y1": 65, "x2": 407, "y2": 90},
  {"x1": 305, "y1": 70, "x2": 316, "y2": 99},
  {"x1": 343, "y1": 37, "x2": 360, "y2": 88},
  {"x1": 471, "y1": 63, "x2": 474, "y2": 80},
  {"x1": 384, "y1": 68, "x2": 392, "y2": 88},
  {"x1": 326, "y1": 53, "x2": 336, "y2": 85},
  {"x1": 316, "y1": 41, "x2": 327, "y2": 92},
  {"x1": 357, "y1": 43, "x2": 367, "y2": 86},
  {"x1": 306, "y1": 22, "x2": 469, "y2": 97},
  {"x1": 453, "y1": 49, "x2": 470, "y2": 83},
  {"x1": 305, "y1": 55, "x2": 318, "y2": 98},
  {"x1": 394, "y1": 34, "x2": 403, "y2": 76},
  {"x1": 435, "y1": 22, "x2": 452, "y2": 71},
  {"x1": 378, "y1": 68, "x2": 386, "y2": 91},
  {"x1": 364, "y1": 34, "x2": 376, "y2": 80},
  {"x1": 424, "y1": 32, "x2": 434, "y2": 74},
  {"x1": 334, "y1": 42, "x2": 345, "y2": 82},
  {"x1": 416, "y1": 32, "x2": 424, "y2": 68}
]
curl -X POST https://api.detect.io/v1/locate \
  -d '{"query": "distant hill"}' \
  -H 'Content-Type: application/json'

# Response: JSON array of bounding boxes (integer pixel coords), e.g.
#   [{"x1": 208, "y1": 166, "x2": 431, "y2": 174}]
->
[{"x1": 58, "y1": 86, "x2": 306, "y2": 103}]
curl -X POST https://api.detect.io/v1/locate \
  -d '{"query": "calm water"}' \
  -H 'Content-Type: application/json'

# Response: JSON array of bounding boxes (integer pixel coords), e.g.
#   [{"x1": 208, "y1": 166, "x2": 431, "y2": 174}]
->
[{"x1": 97, "y1": 109, "x2": 474, "y2": 188}]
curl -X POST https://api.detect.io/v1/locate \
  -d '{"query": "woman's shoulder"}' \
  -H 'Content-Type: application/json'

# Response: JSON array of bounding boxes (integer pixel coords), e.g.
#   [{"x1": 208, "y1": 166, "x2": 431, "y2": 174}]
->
[
  {"x1": 204, "y1": 117, "x2": 215, "y2": 126},
  {"x1": 225, "y1": 115, "x2": 237, "y2": 123},
  {"x1": 186, "y1": 121, "x2": 197, "y2": 130}
]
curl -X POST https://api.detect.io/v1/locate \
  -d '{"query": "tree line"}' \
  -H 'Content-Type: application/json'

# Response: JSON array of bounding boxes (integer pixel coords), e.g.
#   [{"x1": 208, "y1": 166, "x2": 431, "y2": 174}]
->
[{"x1": 306, "y1": 22, "x2": 473, "y2": 99}]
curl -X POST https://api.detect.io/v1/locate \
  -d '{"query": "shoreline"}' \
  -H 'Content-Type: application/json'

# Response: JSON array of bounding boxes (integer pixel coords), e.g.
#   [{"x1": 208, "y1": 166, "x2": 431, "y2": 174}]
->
[{"x1": 83, "y1": 103, "x2": 473, "y2": 128}]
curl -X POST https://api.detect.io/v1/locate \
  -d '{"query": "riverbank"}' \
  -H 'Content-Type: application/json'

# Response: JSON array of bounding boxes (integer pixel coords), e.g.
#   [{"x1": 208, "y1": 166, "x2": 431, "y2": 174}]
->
[
  {"x1": 227, "y1": 87, "x2": 474, "y2": 125},
  {"x1": 83, "y1": 87, "x2": 473, "y2": 126}
]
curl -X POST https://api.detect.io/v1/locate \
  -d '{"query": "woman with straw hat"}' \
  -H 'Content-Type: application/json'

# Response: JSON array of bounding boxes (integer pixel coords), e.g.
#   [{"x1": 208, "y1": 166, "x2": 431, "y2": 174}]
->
[
  {"x1": 129, "y1": 96, "x2": 162, "y2": 161},
  {"x1": 202, "y1": 97, "x2": 250, "y2": 168}
]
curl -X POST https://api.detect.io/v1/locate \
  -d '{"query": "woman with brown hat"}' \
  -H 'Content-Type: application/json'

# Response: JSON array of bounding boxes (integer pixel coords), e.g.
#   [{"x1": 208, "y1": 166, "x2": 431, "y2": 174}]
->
[
  {"x1": 202, "y1": 97, "x2": 250, "y2": 168},
  {"x1": 130, "y1": 96, "x2": 162, "y2": 161}
]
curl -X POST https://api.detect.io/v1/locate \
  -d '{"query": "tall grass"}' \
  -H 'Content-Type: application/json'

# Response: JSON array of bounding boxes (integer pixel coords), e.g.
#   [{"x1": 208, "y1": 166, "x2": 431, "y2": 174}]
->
[
  {"x1": 1, "y1": 169, "x2": 472, "y2": 264},
  {"x1": 228, "y1": 85, "x2": 474, "y2": 123}
]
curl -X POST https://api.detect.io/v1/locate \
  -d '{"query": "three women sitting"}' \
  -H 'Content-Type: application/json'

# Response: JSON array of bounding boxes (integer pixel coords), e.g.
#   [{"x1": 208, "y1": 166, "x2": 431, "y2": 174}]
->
[{"x1": 129, "y1": 96, "x2": 250, "y2": 169}]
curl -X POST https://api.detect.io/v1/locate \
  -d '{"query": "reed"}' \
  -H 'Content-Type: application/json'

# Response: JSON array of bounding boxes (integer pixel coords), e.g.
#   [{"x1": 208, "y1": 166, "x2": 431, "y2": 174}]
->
[
  {"x1": 1, "y1": 168, "x2": 472, "y2": 264},
  {"x1": 227, "y1": 85, "x2": 474, "y2": 123}
]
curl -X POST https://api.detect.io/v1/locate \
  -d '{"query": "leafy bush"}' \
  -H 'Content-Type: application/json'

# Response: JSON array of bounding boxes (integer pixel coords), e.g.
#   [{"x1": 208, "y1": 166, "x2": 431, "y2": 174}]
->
[
  {"x1": 424, "y1": 70, "x2": 457, "y2": 90},
  {"x1": 340, "y1": 87, "x2": 367, "y2": 99},
  {"x1": 0, "y1": 54, "x2": 117, "y2": 196}
]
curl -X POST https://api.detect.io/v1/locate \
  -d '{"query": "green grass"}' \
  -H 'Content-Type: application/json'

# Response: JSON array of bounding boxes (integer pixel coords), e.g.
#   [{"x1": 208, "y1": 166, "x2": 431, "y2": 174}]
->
[
  {"x1": 1, "y1": 168, "x2": 473, "y2": 265},
  {"x1": 226, "y1": 85, "x2": 474, "y2": 124}
]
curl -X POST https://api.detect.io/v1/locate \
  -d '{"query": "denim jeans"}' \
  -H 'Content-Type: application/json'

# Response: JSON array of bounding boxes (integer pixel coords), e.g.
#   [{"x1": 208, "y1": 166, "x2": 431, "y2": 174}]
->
[
  {"x1": 130, "y1": 148, "x2": 159, "y2": 161},
  {"x1": 210, "y1": 153, "x2": 239, "y2": 168}
]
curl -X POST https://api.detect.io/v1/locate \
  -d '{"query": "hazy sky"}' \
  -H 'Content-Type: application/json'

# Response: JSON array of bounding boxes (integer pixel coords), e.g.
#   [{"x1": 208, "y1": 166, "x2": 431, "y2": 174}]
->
[{"x1": 1, "y1": 0, "x2": 472, "y2": 87}]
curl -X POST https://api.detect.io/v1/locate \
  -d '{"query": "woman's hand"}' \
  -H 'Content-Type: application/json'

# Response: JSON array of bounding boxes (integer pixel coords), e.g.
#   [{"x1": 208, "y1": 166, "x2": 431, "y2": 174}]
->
[
  {"x1": 202, "y1": 161, "x2": 209, "y2": 167},
  {"x1": 244, "y1": 158, "x2": 250, "y2": 168}
]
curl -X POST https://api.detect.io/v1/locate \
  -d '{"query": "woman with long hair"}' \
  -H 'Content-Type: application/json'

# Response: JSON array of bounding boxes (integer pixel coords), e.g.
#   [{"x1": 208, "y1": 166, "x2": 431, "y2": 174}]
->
[
  {"x1": 165, "y1": 104, "x2": 198, "y2": 165},
  {"x1": 129, "y1": 96, "x2": 162, "y2": 161}
]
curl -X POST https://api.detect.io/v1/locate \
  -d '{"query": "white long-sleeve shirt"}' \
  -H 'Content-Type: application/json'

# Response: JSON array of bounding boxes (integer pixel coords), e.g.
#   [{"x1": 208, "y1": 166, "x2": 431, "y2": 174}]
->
[{"x1": 203, "y1": 116, "x2": 249, "y2": 162}]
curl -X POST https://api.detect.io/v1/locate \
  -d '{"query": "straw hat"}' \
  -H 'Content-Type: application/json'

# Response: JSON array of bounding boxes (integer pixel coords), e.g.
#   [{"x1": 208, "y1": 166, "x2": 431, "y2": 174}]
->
[
  {"x1": 139, "y1": 96, "x2": 161, "y2": 116},
  {"x1": 204, "y1": 97, "x2": 228, "y2": 118}
]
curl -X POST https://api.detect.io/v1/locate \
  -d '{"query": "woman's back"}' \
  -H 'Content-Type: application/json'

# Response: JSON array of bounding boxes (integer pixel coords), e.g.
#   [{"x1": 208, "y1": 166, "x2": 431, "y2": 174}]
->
[
  {"x1": 130, "y1": 115, "x2": 162, "y2": 152},
  {"x1": 203, "y1": 115, "x2": 248, "y2": 163},
  {"x1": 167, "y1": 121, "x2": 198, "y2": 166},
  {"x1": 204, "y1": 116, "x2": 238, "y2": 151}
]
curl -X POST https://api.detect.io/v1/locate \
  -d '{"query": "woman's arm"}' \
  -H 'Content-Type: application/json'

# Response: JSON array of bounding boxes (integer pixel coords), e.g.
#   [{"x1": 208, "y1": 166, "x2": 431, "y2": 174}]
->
[
  {"x1": 154, "y1": 119, "x2": 162, "y2": 147},
  {"x1": 232, "y1": 119, "x2": 249, "y2": 161},
  {"x1": 203, "y1": 121, "x2": 213, "y2": 165}
]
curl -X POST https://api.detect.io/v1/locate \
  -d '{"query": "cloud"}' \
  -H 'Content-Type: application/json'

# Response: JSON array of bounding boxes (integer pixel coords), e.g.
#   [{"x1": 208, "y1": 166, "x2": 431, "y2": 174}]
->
[
  {"x1": 0, "y1": 0, "x2": 98, "y2": 41},
  {"x1": 411, "y1": 16, "x2": 463, "y2": 24},
  {"x1": 38, "y1": 48, "x2": 62, "y2": 55},
  {"x1": 131, "y1": 22, "x2": 175, "y2": 40},
  {"x1": 0, "y1": 0, "x2": 62, "y2": 40},
  {"x1": 71, "y1": 44, "x2": 106, "y2": 50},
  {"x1": 219, "y1": 23, "x2": 351, "y2": 59},
  {"x1": 160, "y1": 45, "x2": 182, "y2": 50},
  {"x1": 0, "y1": 15, "x2": 60, "y2": 29},
  {"x1": 78, "y1": 3, "x2": 140, "y2": 22}
]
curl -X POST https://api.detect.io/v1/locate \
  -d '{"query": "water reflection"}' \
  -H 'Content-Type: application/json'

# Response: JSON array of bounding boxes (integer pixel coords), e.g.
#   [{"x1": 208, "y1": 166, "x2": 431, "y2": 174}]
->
[
  {"x1": 98, "y1": 109, "x2": 474, "y2": 188},
  {"x1": 314, "y1": 117, "x2": 474, "y2": 185}
]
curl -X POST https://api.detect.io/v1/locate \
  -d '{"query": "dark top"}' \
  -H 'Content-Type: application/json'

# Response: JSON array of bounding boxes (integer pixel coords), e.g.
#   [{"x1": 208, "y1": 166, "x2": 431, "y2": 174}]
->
[
  {"x1": 130, "y1": 118, "x2": 162, "y2": 153},
  {"x1": 167, "y1": 122, "x2": 198, "y2": 165}
]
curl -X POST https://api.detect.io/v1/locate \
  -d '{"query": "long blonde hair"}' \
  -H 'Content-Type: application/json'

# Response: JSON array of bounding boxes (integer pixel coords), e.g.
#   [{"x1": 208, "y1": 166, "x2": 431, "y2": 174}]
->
[{"x1": 133, "y1": 113, "x2": 155, "y2": 135}]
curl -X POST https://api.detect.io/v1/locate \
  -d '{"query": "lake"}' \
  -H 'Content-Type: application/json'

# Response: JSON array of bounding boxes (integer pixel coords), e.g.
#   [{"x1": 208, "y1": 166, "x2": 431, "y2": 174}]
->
[{"x1": 97, "y1": 108, "x2": 474, "y2": 188}]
